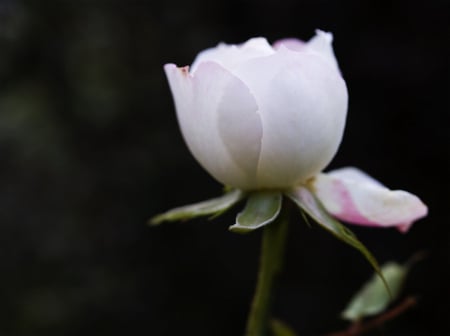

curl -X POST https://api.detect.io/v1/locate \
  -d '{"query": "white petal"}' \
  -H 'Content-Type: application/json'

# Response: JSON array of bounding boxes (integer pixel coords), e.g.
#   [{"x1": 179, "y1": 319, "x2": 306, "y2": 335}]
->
[
  {"x1": 164, "y1": 62, "x2": 261, "y2": 188},
  {"x1": 217, "y1": 75, "x2": 262, "y2": 183},
  {"x1": 311, "y1": 167, "x2": 428, "y2": 232},
  {"x1": 324, "y1": 167, "x2": 385, "y2": 187},
  {"x1": 239, "y1": 37, "x2": 275, "y2": 56},
  {"x1": 273, "y1": 38, "x2": 306, "y2": 51},
  {"x1": 190, "y1": 43, "x2": 237, "y2": 73},
  {"x1": 233, "y1": 47, "x2": 348, "y2": 188},
  {"x1": 305, "y1": 30, "x2": 340, "y2": 71},
  {"x1": 191, "y1": 37, "x2": 274, "y2": 74},
  {"x1": 274, "y1": 30, "x2": 340, "y2": 71}
]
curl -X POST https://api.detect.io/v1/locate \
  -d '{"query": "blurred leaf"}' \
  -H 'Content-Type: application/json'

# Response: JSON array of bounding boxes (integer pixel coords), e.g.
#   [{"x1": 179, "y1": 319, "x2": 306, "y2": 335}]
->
[
  {"x1": 150, "y1": 189, "x2": 244, "y2": 225},
  {"x1": 229, "y1": 191, "x2": 282, "y2": 233},
  {"x1": 341, "y1": 261, "x2": 409, "y2": 321},
  {"x1": 270, "y1": 318, "x2": 298, "y2": 336},
  {"x1": 286, "y1": 187, "x2": 389, "y2": 294}
]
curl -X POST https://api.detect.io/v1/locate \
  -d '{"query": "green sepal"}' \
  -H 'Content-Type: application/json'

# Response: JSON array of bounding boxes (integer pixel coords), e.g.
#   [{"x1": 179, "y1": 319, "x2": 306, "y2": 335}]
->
[
  {"x1": 341, "y1": 261, "x2": 409, "y2": 321},
  {"x1": 270, "y1": 319, "x2": 298, "y2": 336},
  {"x1": 286, "y1": 186, "x2": 390, "y2": 295},
  {"x1": 150, "y1": 189, "x2": 244, "y2": 225},
  {"x1": 229, "y1": 191, "x2": 282, "y2": 233}
]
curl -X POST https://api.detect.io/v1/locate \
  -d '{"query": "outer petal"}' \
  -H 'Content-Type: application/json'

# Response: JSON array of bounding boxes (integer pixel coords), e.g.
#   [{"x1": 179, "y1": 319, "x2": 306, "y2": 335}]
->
[
  {"x1": 273, "y1": 38, "x2": 306, "y2": 51},
  {"x1": 305, "y1": 30, "x2": 340, "y2": 71},
  {"x1": 310, "y1": 167, "x2": 428, "y2": 232},
  {"x1": 164, "y1": 62, "x2": 262, "y2": 188},
  {"x1": 191, "y1": 37, "x2": 274, "y2": 74},
  {"x1": 233, "y1": 47, "x2": 348, "y2": 189},
  {"x1": 217, "y1": 74, "x2": 263, "y2": 182},
  {"x1": 274, "y1": 30, "x2": 339, "y2": 71}
]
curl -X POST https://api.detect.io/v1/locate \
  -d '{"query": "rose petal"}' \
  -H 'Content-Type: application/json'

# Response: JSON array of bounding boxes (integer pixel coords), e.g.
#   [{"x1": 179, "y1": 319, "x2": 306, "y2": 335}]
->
[
  {"x1": 217, "y1": 73, "x2": 262, "y2": 183},
  {"x1": 311, "y1": 167, "x2": 428, "y2": 232},
  {"x1": 274, "y1": 30, "x2": 340, "y2": 71},
  {"x1": 164, "y1": 62, "x2": 261, "y2": 188},
  {"x1": 305, "y1": 29, "x2": 340, "y2": 71},
  {"x1": 233, "y1": 46, "x2": 348, "y2": 188},
  {"x1": 273, "y1": 38, "x2": 306, "y2": 51},
  {"x1": 191, "y1": 37, "x2": 274, "y2": 74}
]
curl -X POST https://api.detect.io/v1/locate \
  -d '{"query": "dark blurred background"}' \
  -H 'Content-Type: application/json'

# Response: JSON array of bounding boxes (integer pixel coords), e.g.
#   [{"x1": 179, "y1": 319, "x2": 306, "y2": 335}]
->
[{"x1": 0, "y1": 0, "x2": 448, "y2": 335}]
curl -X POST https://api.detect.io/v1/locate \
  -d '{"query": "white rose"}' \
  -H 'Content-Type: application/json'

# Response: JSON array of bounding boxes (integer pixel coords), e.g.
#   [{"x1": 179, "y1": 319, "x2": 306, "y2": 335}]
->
[{"x1": 165, "y1": 30, "x2": 347, "y2": 190}]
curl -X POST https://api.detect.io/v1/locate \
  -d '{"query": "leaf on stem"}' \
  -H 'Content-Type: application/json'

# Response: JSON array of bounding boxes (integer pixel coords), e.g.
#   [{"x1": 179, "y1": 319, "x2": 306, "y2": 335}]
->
[
  {"x1": 286, "y1": 186, "x2": 389, "y2": 295},
  {"x1": 341, "y1": 261, "x2": 409, "y2": 321},
  {"x1": 150, "y1": 189, "x2": 244, "y2": 225},
  {"x1": 229, "y1": 191, "x2": 282, "y2": 233}
]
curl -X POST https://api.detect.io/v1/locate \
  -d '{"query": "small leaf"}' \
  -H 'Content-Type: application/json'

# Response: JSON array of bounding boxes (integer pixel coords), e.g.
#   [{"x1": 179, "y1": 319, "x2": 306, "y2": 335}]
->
[
  {"x1": 286, "y1": 187, "x2": 389, "y2": 294},
  {"x1": 341, "y1": 262, "x2": 409, "y2": 321},
  {"x1": 150, "y1": 189, "x2": 244, "y2": 225},
  {"x1": 229, "y1": 191, "x2": 282, "y2": 233},
  {"x1": 270, "y1": 318, "x2": 298, "y2": 336}
]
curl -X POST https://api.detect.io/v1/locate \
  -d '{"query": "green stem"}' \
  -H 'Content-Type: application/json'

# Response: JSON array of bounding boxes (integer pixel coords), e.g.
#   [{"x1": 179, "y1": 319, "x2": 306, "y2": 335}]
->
[{"x1": 245, "y1": 203, "x2": 290, "y2": 336}]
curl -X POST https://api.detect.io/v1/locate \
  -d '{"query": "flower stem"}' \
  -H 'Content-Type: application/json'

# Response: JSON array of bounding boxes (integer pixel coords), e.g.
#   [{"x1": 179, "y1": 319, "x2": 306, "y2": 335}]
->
[{"x1": 245, "y1": 203, "x2": 290, "y2": 336}]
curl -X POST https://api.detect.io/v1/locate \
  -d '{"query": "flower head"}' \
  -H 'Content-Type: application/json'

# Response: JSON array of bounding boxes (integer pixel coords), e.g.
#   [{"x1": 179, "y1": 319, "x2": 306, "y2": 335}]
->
[
  {"x1": 162, "y1": 30, "x2": 427, "y2": 233},
  {"x1": 165, "y1": 30, "x2": 348, "y2": 190}
]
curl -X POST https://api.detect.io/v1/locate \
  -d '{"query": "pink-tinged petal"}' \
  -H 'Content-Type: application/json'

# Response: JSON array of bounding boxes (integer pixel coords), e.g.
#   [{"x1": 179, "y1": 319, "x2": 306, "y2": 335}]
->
[
  {"x1": 233, "y1": 47, "x2": 348, "y2": 188},
  {"x1": 274, "y1": 30, "x2": 340, "y2": 71},
  {"x1": 273, "y1": 38, "x2": 306, "y2": 51},
  {"x1": 311, "y1": 167, "x2": 428, "y2": 232},
  {"x1": 191, "y1": 37, "x2": 274, "y2": 74},
  {"x1": 164, "y1": 62, "x2": 261, "y2": 188}
]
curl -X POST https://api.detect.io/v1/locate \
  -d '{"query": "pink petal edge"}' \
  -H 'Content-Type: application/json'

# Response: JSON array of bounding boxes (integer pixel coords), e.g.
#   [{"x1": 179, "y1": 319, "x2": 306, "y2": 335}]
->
[
  {"x1": 273, "y1": 38, "x2": 306, "y2": 51},
  {"x1": 310, "y1": 167, "x2": 428, "y2": 233}
]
